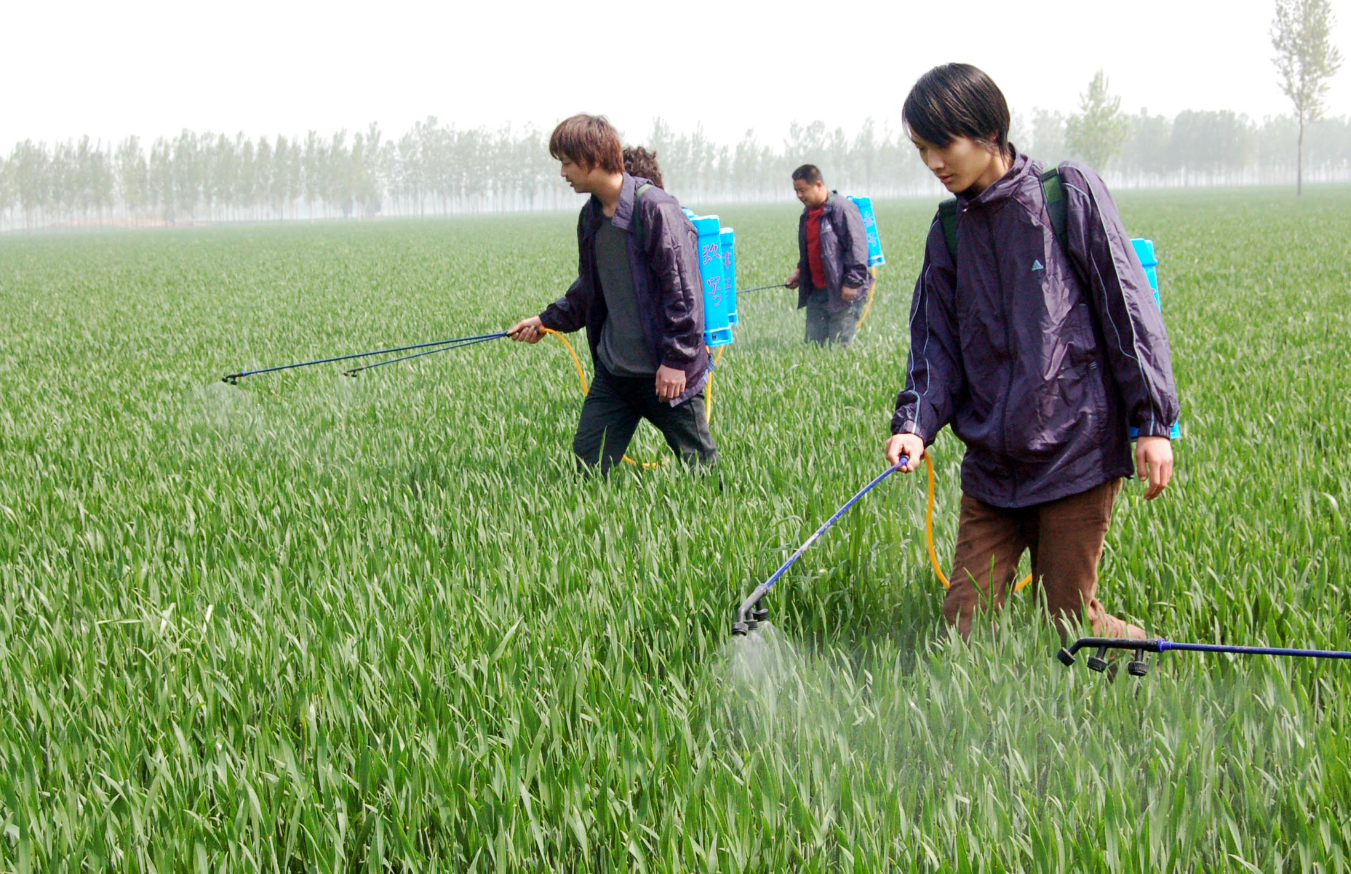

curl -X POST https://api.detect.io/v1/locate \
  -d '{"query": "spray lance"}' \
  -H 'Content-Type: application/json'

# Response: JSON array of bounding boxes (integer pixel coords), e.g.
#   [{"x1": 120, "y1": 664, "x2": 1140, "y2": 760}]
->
[
  {"x1": 342, "y1": 332, "x2": 506, "y2": 376},
  {"x1": 221, "y1": 331, "x2": 509, "y2": 384},
  {"x1": 732, "y1": 457, "x2": 907, "y2": 636}
]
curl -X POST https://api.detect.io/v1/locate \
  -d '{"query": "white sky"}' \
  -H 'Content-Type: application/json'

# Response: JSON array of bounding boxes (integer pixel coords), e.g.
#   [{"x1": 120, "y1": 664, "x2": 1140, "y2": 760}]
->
[{"x1": 5, "y1": 0, "x2": 1349, "y2": 149}]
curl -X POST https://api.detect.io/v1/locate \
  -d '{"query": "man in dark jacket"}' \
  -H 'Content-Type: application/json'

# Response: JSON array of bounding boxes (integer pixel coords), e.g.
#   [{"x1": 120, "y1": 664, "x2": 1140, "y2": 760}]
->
[
  {"x1": 885, "y1": 62, "x2": 1179, "y2": 641},
  {"x1": 889, "y1": 152, "x2": 1179, "y2": 509},
  {"x1": 784, "y1": 165, "x2": 874, "y2": 346},
  {"x1": 509, "y1": 114, "x2": 716, "y2": 472}
]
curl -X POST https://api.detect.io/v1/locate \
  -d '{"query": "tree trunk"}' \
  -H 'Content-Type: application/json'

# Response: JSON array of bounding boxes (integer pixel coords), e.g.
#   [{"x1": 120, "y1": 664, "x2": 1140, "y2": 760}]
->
[{"x1": 1297, "y1": 115, "x2": 1305, "y2": 196}]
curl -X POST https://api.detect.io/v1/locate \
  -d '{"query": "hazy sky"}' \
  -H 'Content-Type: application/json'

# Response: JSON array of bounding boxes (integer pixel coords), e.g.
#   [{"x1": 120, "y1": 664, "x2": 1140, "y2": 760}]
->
[{"x1": 6, "y1": 0, "x2": 1348, "y2": 149}]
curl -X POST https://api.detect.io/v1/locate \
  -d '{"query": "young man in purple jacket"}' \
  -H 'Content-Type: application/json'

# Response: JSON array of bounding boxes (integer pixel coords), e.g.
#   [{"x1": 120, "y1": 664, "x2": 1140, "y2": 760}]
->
[
  {"x1": 884, "y1": 64, "x2": 1179, "y2": 640},
  {"x1": 509, "y1": 114, "x2": 716, "y2": 472},
  {"x1": 784, "y1": 165, "x2": 874, "y2": 346}
]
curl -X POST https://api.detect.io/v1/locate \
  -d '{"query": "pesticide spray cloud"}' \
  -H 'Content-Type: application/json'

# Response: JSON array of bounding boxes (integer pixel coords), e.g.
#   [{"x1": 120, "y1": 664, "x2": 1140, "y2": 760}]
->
[{"x1": 723, "y1": 622, "x2": 810, "y2": 723}]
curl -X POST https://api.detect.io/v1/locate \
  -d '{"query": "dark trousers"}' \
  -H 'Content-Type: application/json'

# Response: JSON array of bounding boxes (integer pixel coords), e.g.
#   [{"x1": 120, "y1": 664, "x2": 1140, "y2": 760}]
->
[
  {"x1": 803, "y1": 287, "x2": 867, "y2": 347},
  {"x1": 572, "y1": 364, "x2": 718, "y2": 473},
  {"x1": 942, "y1": 479, "x2": 1144, "y2": 640}
]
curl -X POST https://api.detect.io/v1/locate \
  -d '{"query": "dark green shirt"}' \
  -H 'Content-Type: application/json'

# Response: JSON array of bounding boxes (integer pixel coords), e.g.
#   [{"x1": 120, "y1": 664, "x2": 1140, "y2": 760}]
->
[{"x1": 594, "y1": 216, "x2": 657, "y2": 377}]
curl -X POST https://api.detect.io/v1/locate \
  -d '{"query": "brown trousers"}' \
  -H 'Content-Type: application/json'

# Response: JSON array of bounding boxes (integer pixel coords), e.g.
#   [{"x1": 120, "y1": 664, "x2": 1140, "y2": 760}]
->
[{"x1": 942, "y1": 479, "x2": 1144, "y2": 640}]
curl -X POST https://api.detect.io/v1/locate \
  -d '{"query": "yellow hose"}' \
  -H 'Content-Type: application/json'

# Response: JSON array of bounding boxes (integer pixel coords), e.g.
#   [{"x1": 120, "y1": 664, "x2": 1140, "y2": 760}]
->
[
  {"x1": 705, "y1": 345, "x2": 724, "y2": 424},
  {"x1": 923, "y1": 451, "x2": 1032, "y2": 592},
  {"x1": 542, "y1": 327, "x2": 591, "y2": 393},
  {"x1": 542, "y1": 327, "x2": 722, "y2": 469},
  {"x1": 855, "y1": 266, "x2": 878, "y2": 331},
  {"x1": 850, "y1": 265, "x2": 1027, "y2": 591}
]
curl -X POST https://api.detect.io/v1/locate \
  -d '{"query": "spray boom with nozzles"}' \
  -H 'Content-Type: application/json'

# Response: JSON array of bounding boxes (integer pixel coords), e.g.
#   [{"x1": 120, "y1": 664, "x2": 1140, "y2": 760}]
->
[{"x1": 1057, "y1": 636, "x2": 1351, "y2": 677}]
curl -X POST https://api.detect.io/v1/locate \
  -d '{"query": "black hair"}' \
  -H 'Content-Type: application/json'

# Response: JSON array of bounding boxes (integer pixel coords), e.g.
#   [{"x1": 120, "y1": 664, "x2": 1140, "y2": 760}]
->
[
  {"x1": 791, "y1": 164, "x2": 823, "y2": 185},
  {"x1": 902, "y1": 63, "x2": 1011, "y2": 158}
]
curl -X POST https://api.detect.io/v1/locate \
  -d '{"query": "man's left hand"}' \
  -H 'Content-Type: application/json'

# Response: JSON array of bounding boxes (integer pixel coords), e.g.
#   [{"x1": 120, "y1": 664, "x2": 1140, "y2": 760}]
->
[
  {"x1": 655, "y1": 365, "x2": 686, "y2": 402},
  {"x1": 841, "y1": 286, "x2": 860, "y2": 302}
]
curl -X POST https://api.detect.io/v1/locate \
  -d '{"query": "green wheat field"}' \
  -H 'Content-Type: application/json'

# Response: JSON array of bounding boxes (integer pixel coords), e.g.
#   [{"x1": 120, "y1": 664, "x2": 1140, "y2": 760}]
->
[{"x1": 2, "y1": 187, "x2": 1349, "y2": 872}]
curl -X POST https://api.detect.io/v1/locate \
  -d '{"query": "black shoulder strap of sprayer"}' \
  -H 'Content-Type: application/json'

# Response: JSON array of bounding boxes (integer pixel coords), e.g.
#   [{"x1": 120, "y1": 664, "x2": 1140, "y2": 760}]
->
[
  {"x1": 629, "y1": 182, "x2": 654, "y2": 246},
  {"x1": 937, "y1": 166, "x2": 1068, "y2": 265},
  {"x1": 937, "y1": 198, "x2": 960, "y2": 263},
  {"x1": 1039, "y1": 166, "x2": 1069, "y2": 253}
]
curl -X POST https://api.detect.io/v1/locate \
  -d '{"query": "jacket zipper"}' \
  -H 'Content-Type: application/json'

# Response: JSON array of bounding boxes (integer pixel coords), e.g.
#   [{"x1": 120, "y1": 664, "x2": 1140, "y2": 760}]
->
[{"x1": 992, "y1": 206, "x2": 1017, "y2": 505}]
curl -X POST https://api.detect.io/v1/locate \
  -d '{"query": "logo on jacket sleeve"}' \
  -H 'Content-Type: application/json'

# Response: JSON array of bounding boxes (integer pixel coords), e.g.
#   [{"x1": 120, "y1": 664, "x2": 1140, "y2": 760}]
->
[{"x1": 1031, "y1": 260, "x2": 1044, "y2": 272}]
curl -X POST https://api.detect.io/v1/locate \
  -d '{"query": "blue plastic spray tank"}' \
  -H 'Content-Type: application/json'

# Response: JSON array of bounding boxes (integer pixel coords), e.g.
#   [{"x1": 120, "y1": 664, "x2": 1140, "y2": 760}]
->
[
  {"x1": 847, "y1": 195, "x2": 886, "y2": 267},
  {"x1": 720, "y1": 228, "x2": 738, "y2": 326},
  {"x1": 1128, "y1": 237, "x2": 1181, "y2": 440},
  {"x1": 689, "y1": 213, "x2": 734, "y2": 346},
  {"x1": 1131, "y1": 238, "x2": 1161, "y2": 310}
]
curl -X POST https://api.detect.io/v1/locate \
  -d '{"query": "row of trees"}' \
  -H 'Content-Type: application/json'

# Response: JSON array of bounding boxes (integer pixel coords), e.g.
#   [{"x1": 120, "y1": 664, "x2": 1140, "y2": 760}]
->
[
  {"x1": 1021, "y1": 96, "x2": 1351, "y2": 187},
  {"x1": 0, "y1": 1, "x2": 1340, "y2": 230},
  {"x1": 4, "y1": 107, "x2": 1349, "y2": 230}
]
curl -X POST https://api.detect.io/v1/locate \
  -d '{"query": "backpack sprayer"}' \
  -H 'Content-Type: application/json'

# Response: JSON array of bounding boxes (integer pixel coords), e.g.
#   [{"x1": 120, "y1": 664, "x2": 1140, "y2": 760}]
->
[
  {"x1": 680, "y1": 205, "x2": 738, "y2": 343},
  {"x1": 851, "y1": 195, "x2": 884, "y2": 330}
]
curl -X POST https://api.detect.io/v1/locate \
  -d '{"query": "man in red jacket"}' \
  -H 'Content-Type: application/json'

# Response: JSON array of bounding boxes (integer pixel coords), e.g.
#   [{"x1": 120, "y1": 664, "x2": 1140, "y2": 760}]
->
[{"x1": 784, "y1": 165, "x2": 874, "y2": 347}]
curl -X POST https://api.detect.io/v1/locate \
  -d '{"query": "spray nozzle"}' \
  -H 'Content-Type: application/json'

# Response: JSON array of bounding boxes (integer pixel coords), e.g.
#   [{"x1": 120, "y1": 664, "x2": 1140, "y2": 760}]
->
[
  {"x1": 732, "y1": 584, "x2": 771, "y2": 636},
  {"x1": 1127, "y1": 647, "x2": 1150, "y2": 677},
  {"x1": 1057, "y1": 637, "x2": 1164, "y2": 677}
]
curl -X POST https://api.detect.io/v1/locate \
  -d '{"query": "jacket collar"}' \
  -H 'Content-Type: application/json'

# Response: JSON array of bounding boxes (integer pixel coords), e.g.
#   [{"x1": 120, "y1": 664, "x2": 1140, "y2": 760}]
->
[
  {"x1": 801, "y1": 190, "x2": 837, "y2": 216},
  {"x1": 956, "y1": 148, "x2": 1030, "y2": 210},
  {"x1": 585, "y1": 172, "x2": 640, "y2": 237}
]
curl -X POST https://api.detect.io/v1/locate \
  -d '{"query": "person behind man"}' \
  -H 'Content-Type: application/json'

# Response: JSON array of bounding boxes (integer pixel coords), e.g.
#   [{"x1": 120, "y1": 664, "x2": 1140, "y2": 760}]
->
[
  {"x1": 508, "y1": 115, "x2": 717, "y2": 472},
  {"x1": 784, "y1": 165, "x2": 874, "y2": 346},
  {"x1": 622, "y1": 145, "x2": 664, "y2": 189}
]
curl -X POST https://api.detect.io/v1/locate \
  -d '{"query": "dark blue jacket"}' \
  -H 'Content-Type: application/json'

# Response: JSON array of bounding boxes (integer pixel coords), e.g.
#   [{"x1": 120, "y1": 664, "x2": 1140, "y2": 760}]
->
[
  {"x1": 540, "y1": 173, "x2": 709, "y2": 406},
  {"x1": 892, "y1": 151, "x2": 1180, "y2": 508},
  {"x1": 797, "y1": 192, "x2": 874, "y2": 313}
]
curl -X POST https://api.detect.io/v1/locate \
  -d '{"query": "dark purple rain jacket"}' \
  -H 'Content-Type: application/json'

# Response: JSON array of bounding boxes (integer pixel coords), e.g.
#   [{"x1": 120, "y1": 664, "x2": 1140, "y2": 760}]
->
[
  {"x1": 797, "y1": 192, "x2": 875, "y2": 313},
  {"x1": 892, "y1": 152, "x2": 1180, "y2": 508},
  {"x1": 539, "y1": 173, "x2": 709, "y2": 406}
]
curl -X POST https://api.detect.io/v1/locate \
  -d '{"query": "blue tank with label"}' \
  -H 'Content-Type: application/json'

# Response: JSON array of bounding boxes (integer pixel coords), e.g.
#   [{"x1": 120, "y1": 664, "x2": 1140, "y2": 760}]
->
[
  {"x1": 690, "y1": 214, "x2": 733, "y2": 346},
  {"x1": 1128, "y1": 237, "x2": 1180, "y2": 440},
  {"x1": 847, "y1": 195, "x2": 885, "y2": 267},
  {"x1": 1131, "y1": 238, "x2": 1161, "y2": 310},
  {"x1": 720, "y1": 228, "x2": 738, "y2": 326}
]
